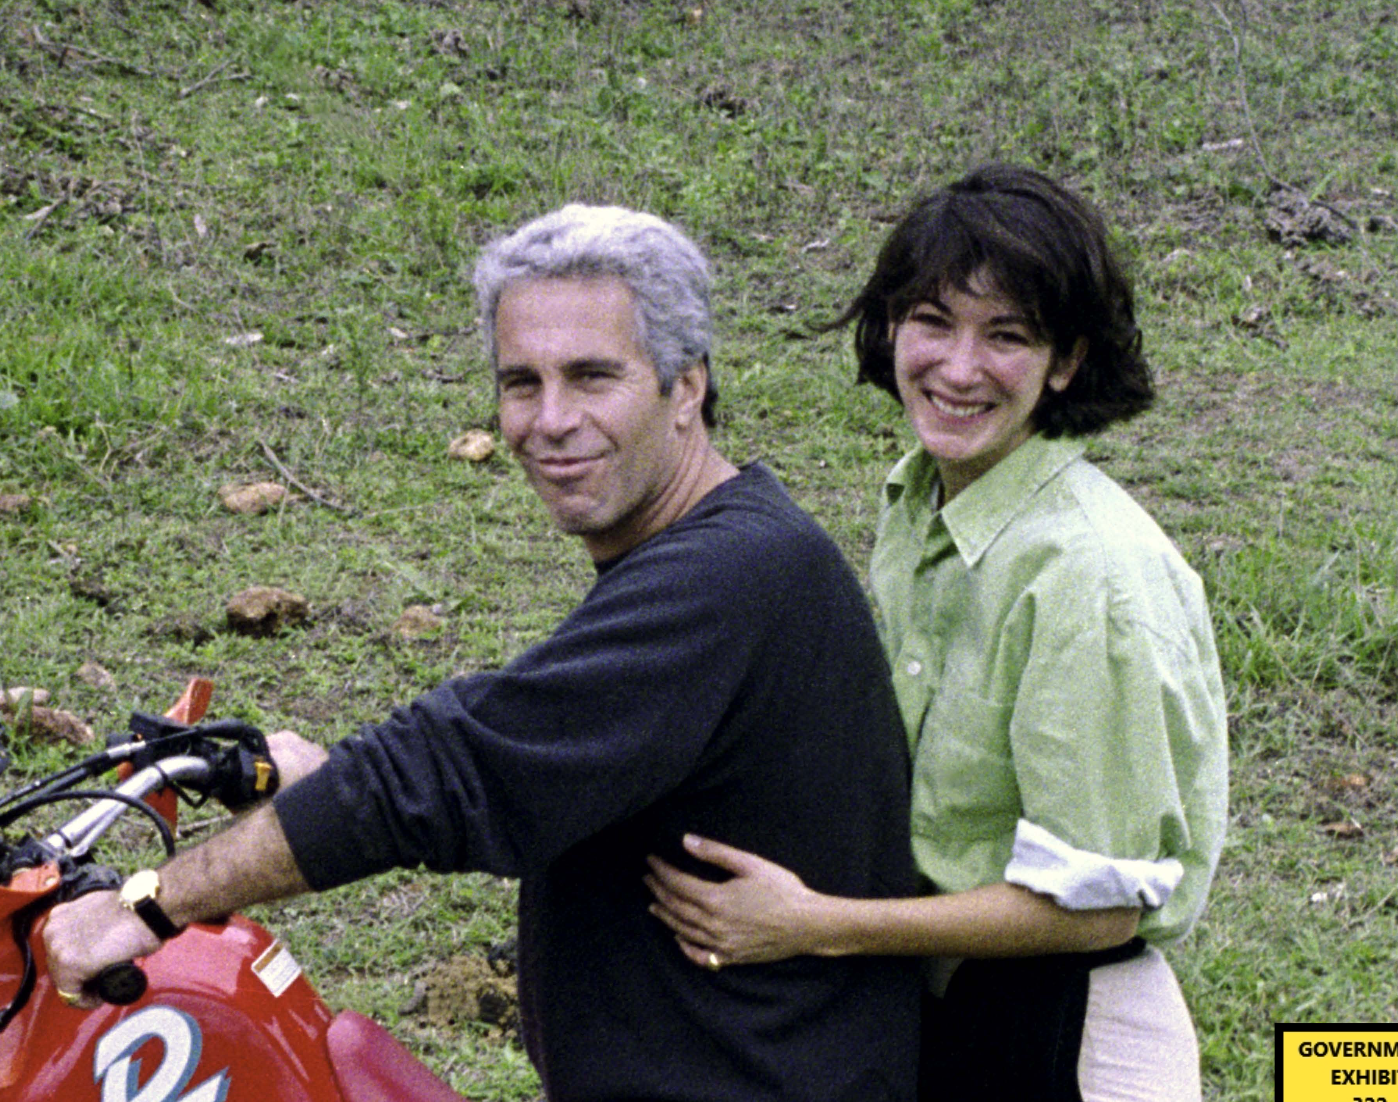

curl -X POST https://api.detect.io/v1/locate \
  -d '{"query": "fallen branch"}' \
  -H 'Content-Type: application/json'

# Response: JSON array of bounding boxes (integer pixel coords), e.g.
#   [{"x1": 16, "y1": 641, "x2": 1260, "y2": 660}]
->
[
  {"x1": 179, "y1": 60, "x2": 252, "y2": 99},
  {"x1": 22, "y1": 196, "x2": 68, "y2": 241},
  {"x1": 259, "y1": 440, "x2": 355, "y2": 514},
  {"x1": 28, "y1": 25, "x2": 158, "y2": 78},
  {"x1": 71, "y1": 104, "x2": 116, "y2": 124},
  {"x1": 180, "y1": 813, "x2": 233, "y2": 838},
  {"x1": 1208, "y1": 0, "x2": 1386, "y2": 289}
]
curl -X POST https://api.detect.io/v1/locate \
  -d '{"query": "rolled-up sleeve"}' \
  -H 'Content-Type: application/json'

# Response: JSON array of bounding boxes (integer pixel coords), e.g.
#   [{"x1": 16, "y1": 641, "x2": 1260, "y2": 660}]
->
[
  {"x1": 1004, "y1": 545, "x2": 1228, "y2": 942},
  {"x1": 1004, "y1": 818, "x2": 1183, "y2": 910}
]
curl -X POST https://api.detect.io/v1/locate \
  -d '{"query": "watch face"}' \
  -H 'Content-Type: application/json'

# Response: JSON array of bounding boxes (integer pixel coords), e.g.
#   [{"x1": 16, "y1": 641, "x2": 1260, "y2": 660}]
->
[
  {"x1": 118, "y1": 868, "x2": 182, "y2": 939},
  {"x1": 122, "y1": 868, "x2": 160, "y2": 904}
]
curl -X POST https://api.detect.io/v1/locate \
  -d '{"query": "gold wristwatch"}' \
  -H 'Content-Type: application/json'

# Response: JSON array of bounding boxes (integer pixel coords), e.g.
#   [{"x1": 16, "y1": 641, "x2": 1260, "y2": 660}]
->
[{"x1": 118, "y1": 869, "x2": 185, "y2": 940}]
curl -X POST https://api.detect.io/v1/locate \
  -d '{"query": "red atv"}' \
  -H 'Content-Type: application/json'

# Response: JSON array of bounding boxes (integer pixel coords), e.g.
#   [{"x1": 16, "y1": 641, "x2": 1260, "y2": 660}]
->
[{"x1": 0, "y1": 679, "x2": 466, "y2": 1102}]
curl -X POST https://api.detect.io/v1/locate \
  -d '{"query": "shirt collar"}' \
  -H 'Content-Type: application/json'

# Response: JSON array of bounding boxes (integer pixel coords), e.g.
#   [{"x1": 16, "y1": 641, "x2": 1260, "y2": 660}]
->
[{"x1": 884, "y1": 435, "x2": 1086, "y2": 568}]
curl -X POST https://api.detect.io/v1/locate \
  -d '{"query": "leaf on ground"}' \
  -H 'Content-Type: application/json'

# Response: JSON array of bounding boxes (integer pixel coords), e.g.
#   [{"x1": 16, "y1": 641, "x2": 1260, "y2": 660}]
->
[
  {"x1": 0, "y1": 493, "x2": 32, "y2": 515},
  {"x1": 1320, "y1": 820, "x2": 1364, "y2": 839},
  {"x1": 393, "y1": 605, "x2": 446, "y2": 639},
  {"x1": 448, "y1": 430, "x2": 496, "y2": 463},
  {"x1": 219, "y1": 481, "x2": 295, "y2": 514},
  {"x1": 1310, "y1": 882, "x2": 1347, "y2": 904},
  {"x1": 76, "y1": 661, "x2": 116, "y2": 690}
]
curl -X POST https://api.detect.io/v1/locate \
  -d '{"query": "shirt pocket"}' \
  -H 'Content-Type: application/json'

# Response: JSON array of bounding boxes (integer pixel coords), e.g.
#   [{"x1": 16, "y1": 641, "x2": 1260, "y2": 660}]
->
[{"x1": 911, "y1": 687, "x2": 1020, "y2": 844}]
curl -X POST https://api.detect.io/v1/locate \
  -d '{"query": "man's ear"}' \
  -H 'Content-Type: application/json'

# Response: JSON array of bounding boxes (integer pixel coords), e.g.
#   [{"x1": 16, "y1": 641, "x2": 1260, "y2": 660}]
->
[
  {"x1": 1047, "y1": 337, "x2": 1089, "y2": 393},
  {"x1": 670, "y1": 357, "x2": 709, "y2": 429}
]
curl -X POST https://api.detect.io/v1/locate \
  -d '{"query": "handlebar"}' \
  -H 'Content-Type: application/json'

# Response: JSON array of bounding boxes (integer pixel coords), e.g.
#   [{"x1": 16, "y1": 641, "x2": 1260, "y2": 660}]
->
[
  {"x1": 38, "y1": 758, "x2": 228, "y2": 1008},
  {"x1": 42, "y1": 756, "x2": 213, "y2": 859},
  {"x1": 0, "y1": 685, "x2": 282, "y2": 1020}
]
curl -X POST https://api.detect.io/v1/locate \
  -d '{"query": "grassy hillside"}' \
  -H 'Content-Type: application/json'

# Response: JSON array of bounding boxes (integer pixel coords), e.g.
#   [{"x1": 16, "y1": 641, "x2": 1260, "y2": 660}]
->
[{"x1": 3, "y1": 1, "x2": 1397, "y2": 1097}]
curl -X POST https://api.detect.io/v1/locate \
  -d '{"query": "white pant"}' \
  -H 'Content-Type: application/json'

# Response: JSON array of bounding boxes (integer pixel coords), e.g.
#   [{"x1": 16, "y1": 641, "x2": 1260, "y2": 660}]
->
[{"x1": 1078, "y1": 946, "x2": 1201, "y2": 1102}]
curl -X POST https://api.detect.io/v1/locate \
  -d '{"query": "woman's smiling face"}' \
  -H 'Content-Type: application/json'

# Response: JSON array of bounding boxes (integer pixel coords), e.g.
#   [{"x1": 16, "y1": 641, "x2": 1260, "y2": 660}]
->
[{"x1": 891, "y1": 271, "x2": 1085, "y2": 502}]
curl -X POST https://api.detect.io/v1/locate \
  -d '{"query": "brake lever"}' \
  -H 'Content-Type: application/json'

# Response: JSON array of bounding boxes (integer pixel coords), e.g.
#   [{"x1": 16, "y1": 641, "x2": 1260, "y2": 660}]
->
[
  {"x1": 207, "y1": 740, "x2": 279, "y2": 811},
  {"x1": 108, "y1": 716, "x2": 275, "y2": 809}
]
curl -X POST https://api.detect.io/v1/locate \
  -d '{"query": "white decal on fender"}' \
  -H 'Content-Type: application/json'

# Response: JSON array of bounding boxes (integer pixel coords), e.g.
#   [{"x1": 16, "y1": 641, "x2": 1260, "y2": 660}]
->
[
  {"x1": 251, "y1": 938, "x2": 302, "y2": 998},
  {"x1": 93, "y1": 1006, "x2": 230, "y2": 1102}
]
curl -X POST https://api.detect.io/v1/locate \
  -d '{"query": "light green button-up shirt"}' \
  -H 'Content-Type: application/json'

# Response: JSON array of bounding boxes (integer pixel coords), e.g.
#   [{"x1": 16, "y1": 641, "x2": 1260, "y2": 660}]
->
[{"x1": 871, "y1": 434, "x2": 1228, "y2": 944}]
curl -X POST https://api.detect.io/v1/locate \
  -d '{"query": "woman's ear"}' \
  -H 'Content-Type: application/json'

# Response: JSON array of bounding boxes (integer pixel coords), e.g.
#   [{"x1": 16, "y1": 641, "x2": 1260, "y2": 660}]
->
[{"x1": 1047, "y1": 337, "x2": 1089, "y2": 393}]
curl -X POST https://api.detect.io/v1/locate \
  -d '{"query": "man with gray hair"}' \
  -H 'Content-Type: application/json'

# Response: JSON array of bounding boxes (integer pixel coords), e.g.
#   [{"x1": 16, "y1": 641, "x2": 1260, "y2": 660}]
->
[{"x1": 46, "y1": 204, "x2": 921, "y2": 1100}]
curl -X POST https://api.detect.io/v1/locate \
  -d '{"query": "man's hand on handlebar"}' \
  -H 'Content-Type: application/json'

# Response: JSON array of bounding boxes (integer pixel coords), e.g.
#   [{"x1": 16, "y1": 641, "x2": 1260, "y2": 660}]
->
[
  {"x1": 43, "y1": 891, "x2": 162, "y2": 1010},
  {"x1": 266, "y1": 730, "x2": 328, "y2": 791}
]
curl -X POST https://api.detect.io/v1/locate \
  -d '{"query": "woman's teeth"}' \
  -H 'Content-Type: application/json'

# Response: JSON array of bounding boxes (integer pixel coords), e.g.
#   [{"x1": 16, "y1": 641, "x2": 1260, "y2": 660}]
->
[{"x1": 930, "y1": 393, "x2": 991, "y2": 419}]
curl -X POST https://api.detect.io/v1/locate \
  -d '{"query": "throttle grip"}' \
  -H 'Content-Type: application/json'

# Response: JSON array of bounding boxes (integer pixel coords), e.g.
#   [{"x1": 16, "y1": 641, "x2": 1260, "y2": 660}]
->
[{"x1": 88, "y1": 961, "x2": 148, "y2": 1005}]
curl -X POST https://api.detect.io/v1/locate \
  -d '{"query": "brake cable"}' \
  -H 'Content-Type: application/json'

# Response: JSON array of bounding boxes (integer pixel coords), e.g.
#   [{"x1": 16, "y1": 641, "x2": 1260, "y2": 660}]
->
[
  {"x1": 0, "y1": 897, "x2": 46, "y2": 1034},
  {"x1": 12, "y1": 790, "x2": 177, "y2": 858}
]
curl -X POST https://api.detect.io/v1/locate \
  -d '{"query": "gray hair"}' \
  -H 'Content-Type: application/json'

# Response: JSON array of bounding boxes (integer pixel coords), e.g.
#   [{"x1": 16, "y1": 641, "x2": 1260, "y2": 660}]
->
[{"x1": 473, "y1": 204, "x2": 717, "y2": 424}]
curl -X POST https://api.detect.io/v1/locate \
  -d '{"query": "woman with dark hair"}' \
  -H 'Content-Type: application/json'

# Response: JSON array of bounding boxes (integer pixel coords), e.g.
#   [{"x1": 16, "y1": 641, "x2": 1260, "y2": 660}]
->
[{"x1": 646, "y1": 164, "x2": 1228, "y2": 1101}]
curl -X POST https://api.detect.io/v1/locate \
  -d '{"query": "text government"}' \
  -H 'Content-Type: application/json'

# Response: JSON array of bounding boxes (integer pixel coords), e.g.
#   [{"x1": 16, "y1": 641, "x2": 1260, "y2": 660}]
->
[{"x1": 1299, "y1": 1041, "x2": 1398, "y2": 1059}]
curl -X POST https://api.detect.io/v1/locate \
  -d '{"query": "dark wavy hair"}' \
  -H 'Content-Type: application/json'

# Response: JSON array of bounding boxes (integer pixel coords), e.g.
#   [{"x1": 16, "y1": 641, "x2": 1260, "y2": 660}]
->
[{"x1": 831, "y1": 163, "x2": 1153, "y2": 437}]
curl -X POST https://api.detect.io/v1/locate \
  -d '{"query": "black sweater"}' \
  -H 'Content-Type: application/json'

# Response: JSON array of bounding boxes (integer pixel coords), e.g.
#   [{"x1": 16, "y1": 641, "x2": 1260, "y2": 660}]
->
[{"x1": 276, "y1": 465, "x2": 919, "y2": 1101}]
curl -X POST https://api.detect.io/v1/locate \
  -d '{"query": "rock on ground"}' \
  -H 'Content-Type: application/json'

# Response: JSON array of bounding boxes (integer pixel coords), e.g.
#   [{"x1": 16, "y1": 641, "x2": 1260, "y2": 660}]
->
[{"x1": 226, "y1": 586, "x2": 309, "y2": 636}]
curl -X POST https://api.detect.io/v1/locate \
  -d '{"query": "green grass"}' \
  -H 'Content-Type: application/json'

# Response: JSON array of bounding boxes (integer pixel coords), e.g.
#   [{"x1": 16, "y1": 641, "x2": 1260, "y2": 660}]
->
[{"x1": 3, "y1": 1, "x2": 1398, "y2": 1098}]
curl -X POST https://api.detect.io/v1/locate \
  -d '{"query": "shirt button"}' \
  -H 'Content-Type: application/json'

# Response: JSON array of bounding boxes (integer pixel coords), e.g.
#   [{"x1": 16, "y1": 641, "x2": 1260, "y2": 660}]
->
[{"x1": 906, "y1": 660, "x2": 923, "y2": 677}]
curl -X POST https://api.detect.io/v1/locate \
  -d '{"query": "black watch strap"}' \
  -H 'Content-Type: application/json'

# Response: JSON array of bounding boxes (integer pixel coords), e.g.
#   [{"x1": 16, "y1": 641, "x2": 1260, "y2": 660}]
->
[
  {"x1": 119, "y1": 869, "x2": 186, "y2": 941},
  {"x1": 131, "y1": 895, "x2": 184, "y2": 940}
]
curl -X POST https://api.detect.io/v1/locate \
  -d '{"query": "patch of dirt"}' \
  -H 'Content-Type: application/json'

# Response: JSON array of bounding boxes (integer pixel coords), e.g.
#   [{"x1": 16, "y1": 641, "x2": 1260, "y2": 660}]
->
[
  {"x1": 405, "y1": 943, "x2": 521, "y2": 1045},
  {"x1": 1265, "y1": 190, "x2": 1355, "y2": 247},
  {"x1": 147, "y1": 613, "x2": 215, "y2": 646}
]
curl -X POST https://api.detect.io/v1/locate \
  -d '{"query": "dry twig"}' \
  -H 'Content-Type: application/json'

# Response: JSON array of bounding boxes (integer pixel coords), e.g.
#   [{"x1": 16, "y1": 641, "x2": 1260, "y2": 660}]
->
[
  {"x1": 27, "y1": 24, "x2": 159, "y2": 78},
  {"x1": 1207, "y1": 0, "x2": 1385, "y2": 286},
  {"x1": 179, "y1": 60, "x2": 252, "y2": 99},
  {"x1": 22, "y1": 196, "x2": 68, "y2": 241},
  {"x1": 259, "y1": 440, "x2": 355, "y2": 514}
]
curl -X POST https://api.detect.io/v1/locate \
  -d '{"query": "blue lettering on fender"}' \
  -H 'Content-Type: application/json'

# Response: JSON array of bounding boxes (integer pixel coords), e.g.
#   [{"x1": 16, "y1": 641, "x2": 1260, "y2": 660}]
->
[{"x1": 93, "y1": 1006, "x2": 230, "y2": 1102}]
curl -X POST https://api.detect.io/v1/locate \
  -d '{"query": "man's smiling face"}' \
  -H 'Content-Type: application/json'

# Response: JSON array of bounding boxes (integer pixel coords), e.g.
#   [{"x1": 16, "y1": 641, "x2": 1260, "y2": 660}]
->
[{"x1": 494, "y1": 275, "x2": 704, "y2": 561}]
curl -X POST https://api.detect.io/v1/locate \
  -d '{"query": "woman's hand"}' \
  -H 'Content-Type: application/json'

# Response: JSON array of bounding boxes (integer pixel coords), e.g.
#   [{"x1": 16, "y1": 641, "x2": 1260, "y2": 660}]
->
[{"x1": 644, "y1": 835, "x2": 828, "y2": 967}]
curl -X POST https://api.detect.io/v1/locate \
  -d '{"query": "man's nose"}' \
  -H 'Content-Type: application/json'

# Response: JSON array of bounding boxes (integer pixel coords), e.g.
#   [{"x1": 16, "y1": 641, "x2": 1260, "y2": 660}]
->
[{"x1": 533, "y1": 382, "x2": 581, "y2": 437}]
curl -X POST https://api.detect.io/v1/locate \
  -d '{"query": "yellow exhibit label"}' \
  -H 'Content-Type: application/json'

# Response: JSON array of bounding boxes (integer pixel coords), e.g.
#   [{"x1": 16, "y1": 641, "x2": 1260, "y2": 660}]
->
[{"x1": 1278, "y1": 1026, "x2": 1398, "y2": 1101}]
